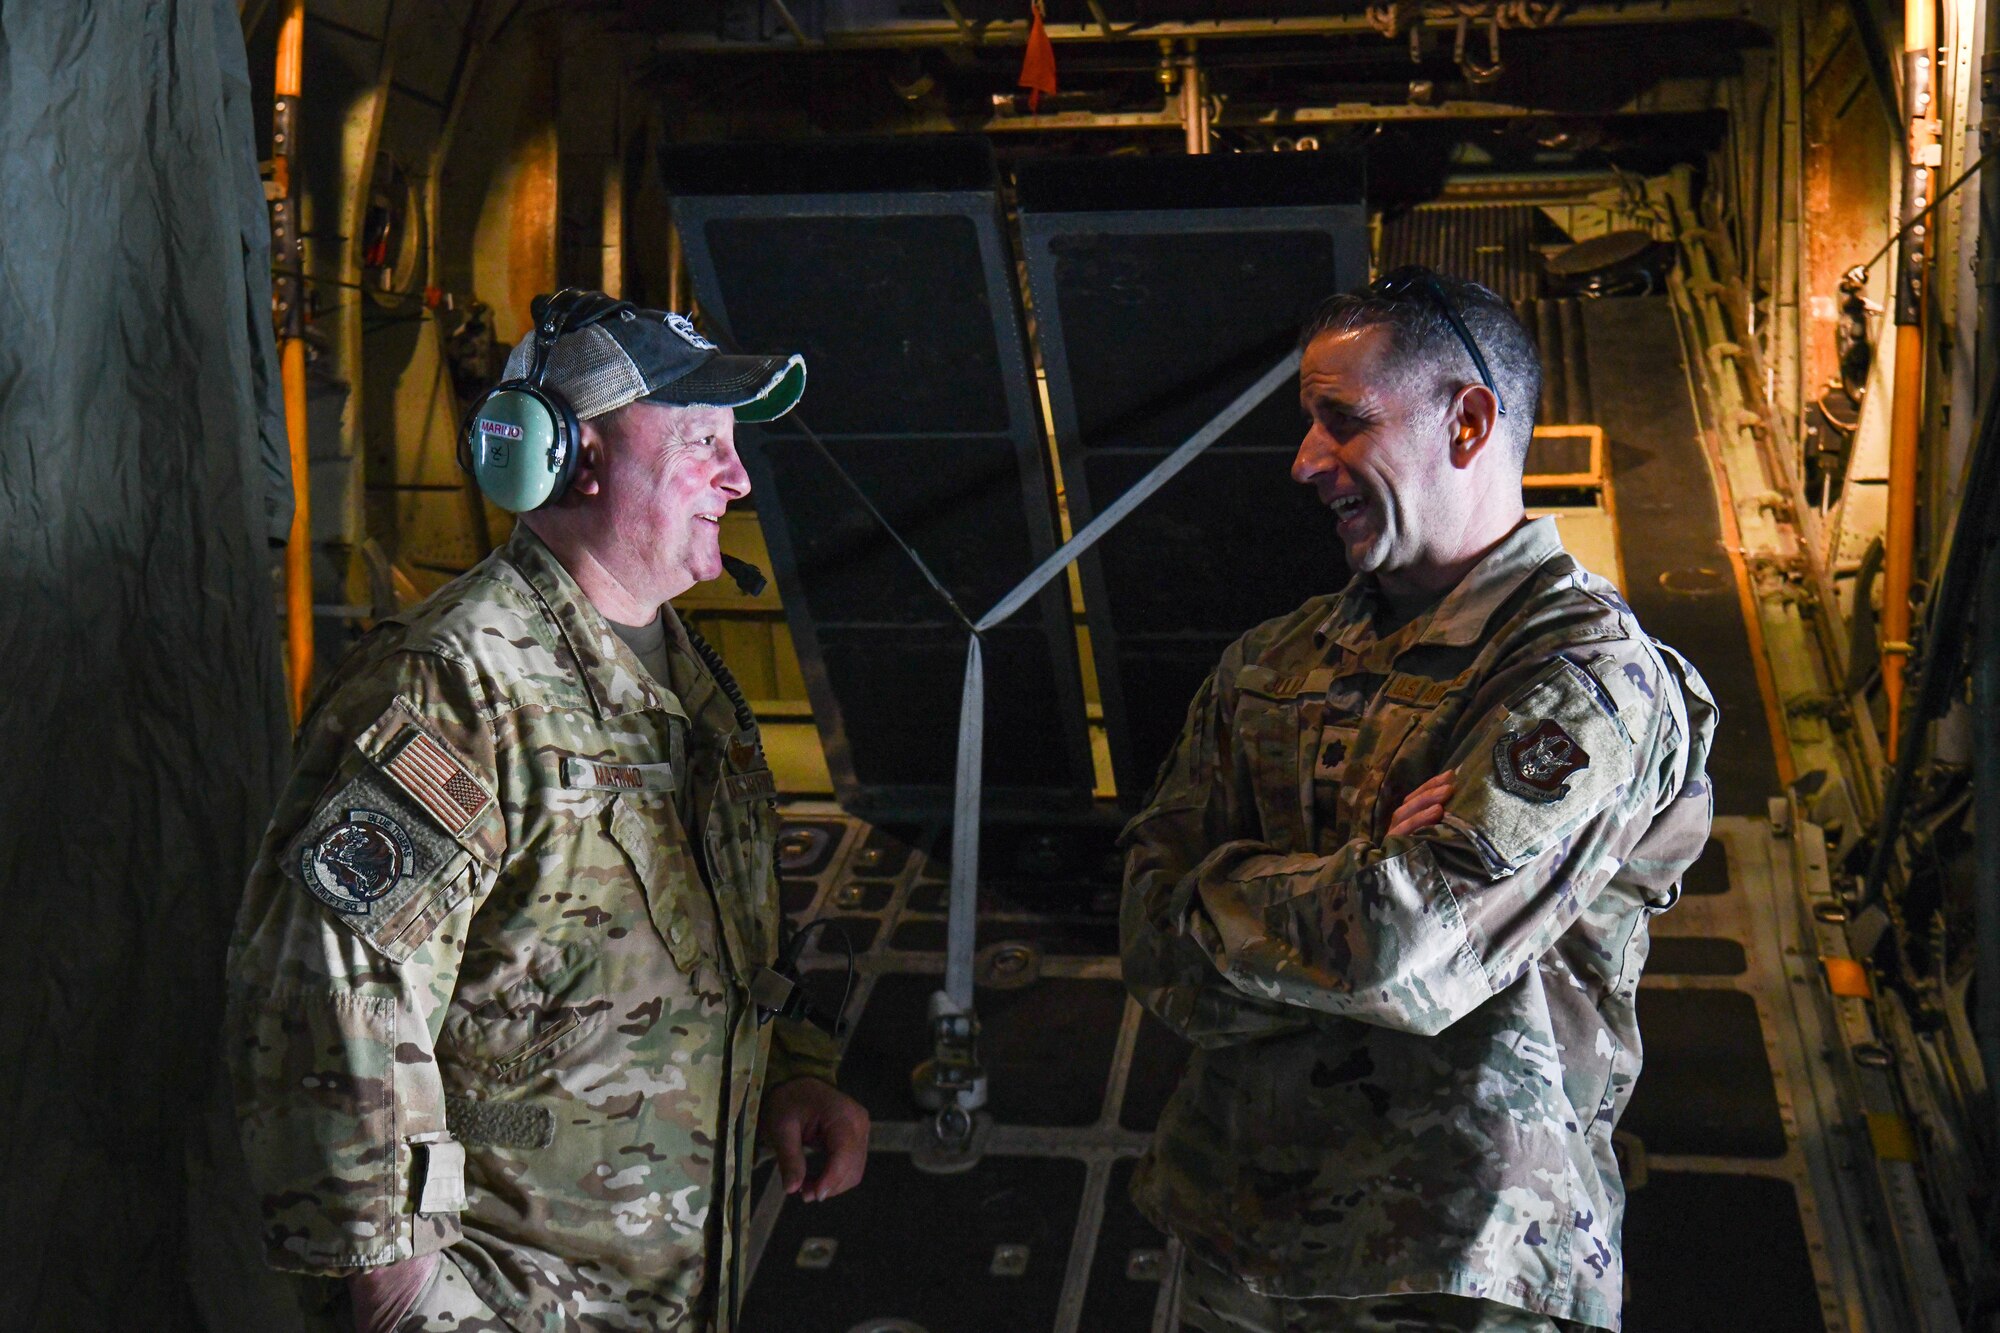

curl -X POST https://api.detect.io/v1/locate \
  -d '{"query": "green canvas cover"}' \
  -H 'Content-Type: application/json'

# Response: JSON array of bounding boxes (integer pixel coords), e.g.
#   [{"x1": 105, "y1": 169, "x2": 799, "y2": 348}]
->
[{"x1": 0, "y1": 2, "x2": 300, "y2": 1327}]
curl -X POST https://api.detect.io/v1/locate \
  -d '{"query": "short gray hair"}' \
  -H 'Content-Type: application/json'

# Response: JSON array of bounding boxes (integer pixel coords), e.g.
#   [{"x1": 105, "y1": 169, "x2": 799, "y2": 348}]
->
[{"x1": 1299, "y1": 273, "x2": 1541, "y2": 464}]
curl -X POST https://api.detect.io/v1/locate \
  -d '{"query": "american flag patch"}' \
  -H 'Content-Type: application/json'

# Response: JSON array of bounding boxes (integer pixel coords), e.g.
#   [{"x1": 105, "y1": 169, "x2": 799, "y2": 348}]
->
[{"x1": 384, "y1": 730, "x2": 492, "y2": 836}]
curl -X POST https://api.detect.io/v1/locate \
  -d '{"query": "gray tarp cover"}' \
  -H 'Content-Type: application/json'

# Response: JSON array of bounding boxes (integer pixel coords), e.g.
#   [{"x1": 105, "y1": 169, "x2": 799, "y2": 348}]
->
[{"x1": 1, "y1": 2, "x2": 300, "y2": 1327}]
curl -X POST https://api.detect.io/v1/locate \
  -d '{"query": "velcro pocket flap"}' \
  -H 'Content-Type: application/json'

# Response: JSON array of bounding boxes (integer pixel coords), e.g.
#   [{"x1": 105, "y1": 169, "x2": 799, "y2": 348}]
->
[
  {"x1": 1443, "y1": 657, "x2": 1636, "y2": 876},
  {"x1": 607, "y1": 798, "x2": 706, "y2": 973}
]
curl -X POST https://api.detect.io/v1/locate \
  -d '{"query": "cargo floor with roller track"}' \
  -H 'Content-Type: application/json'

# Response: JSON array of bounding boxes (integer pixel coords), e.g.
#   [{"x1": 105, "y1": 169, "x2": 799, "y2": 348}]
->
[{"x1": 737, "y1": 296, "x2": 1906, "y2": 1333}]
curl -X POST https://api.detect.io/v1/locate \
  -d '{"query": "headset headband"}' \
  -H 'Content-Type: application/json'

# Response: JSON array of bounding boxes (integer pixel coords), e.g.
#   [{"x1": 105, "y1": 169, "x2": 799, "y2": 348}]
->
[
  {"x1": 525, "y1": 288, "x2": 590, "y2": 391},
  {"x1": 523, "y1": 288, "x2": 637, "y2": 393}
]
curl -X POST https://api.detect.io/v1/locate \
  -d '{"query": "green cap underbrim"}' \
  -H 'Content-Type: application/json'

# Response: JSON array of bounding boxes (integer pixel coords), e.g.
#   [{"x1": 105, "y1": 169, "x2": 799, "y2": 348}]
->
[
  {"x1": 643, "y1": 353, "x2": 807, "y2": 424},
  {"x1": 730, "y1": 360, "x2": 807, "y2": 424}
]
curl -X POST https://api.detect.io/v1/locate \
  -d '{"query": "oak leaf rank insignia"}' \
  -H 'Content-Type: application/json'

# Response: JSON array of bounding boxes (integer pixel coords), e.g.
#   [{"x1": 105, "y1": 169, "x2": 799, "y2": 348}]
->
[{"x1": 1494, "y1": 718, "x2": 1590, "y2": 803}]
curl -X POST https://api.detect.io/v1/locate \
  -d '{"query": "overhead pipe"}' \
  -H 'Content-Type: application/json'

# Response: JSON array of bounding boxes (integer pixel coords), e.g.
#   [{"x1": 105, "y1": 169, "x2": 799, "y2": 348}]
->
[
  {"x1": 274, "y1": 0, "x2": 313, "y2": 723},
  {"x1": 1179, "y1": 40, "x2": 1211, "y2": 154},
  {"x1": 1881, "y1": 0, "x2": 1939, "y2": 755},
  {"x1": 650, "y1": 0, "x2": 1742, "y2": 51}
]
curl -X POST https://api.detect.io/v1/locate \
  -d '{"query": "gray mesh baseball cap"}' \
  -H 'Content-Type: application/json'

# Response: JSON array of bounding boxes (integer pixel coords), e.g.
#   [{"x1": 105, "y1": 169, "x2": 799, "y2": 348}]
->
[{"x1": 501, "y1": 297, "x2": 806, "y2": 424}]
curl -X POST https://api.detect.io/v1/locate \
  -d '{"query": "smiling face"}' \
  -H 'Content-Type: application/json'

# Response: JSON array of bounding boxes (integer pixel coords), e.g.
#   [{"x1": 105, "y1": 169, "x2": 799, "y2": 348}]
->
[
  {"x1": 580, "y1": 400, "x2": 749, "y2": 609},
  {"x1": 1294, "y1": 324, "x2": 1458, "y2": 578},
  {"x1": 1293, "y1": 323, "x2": 1518, "y2": 606}
]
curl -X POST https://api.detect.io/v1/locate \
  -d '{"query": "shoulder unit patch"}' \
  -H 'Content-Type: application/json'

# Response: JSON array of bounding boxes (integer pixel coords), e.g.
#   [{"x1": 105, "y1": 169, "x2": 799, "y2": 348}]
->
[
  {"x1": 1494, "y1": 718, "x2": 1591, "y2": 803},
  {"x1": 302, "y1": 809, "x2": 415, "y2": 914},
  {"x1": 284, "y1": 762, "x2": 473, "y2": 958}
]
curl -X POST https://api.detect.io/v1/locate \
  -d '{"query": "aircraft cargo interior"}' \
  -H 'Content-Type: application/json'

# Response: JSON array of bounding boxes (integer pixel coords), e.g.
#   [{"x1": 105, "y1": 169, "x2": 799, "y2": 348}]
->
[{"x1": 3, "y1": 1, "x2": 1998, "y2": 1330}]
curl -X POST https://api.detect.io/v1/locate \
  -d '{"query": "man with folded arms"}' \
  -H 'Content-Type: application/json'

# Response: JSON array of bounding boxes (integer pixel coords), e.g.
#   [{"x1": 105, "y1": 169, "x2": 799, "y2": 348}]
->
[{"x1": 1122, "y1": 270, "x2": 1716, "y2": 1333}]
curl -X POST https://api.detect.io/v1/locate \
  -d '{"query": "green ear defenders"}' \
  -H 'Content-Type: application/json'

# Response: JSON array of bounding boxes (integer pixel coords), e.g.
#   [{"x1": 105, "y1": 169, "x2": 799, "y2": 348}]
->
[{"x1": 460, "y1": 288, "x2": 628, "y2": 512}]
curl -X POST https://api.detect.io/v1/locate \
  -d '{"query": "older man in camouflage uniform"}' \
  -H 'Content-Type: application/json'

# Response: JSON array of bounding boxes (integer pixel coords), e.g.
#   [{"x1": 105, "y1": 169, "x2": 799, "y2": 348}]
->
[
  {"x1": 1121, "y1": 269, "x2": 1716, "y2": 1333},
  {"x1": 226, "y1": 298, "x2": 868, "y2": 1332}
]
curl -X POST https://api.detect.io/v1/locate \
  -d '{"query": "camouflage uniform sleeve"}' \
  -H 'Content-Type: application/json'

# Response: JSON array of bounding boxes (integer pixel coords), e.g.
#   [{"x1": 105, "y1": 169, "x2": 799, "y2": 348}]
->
[
  {"x1": 224, "y1": 647, "x2": 504, "y2": 1274},
  {"x1": 1120, "y1": 644, "x2": 1315, "y2": 1048},
  {"x1": 1172, "y1": 641, "x2": 1712, "y2": 1037},
  {"x1": 766, "y1": 1015, "x2": 842, "y2": 1088}
]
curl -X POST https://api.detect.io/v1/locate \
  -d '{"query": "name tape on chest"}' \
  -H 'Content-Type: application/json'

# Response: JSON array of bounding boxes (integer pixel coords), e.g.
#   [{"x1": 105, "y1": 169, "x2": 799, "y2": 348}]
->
[
  {"x1": 559, "y1": 755, "x2": 677, "y2": 793},
  {"x1": 1244, "y1": 666, "x2": 1337, "y2": 701}
]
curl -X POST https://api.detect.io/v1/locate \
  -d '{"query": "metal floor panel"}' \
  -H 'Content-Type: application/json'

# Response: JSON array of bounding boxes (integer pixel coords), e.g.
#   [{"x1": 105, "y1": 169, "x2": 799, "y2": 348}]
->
[
  {"x1": 1645, "y1": 935, "x2": 1749, "y2": 976},
  {"x1": 743, "y1": 1151, "x2": 1086, "y2": 1333},
  {"x1": 1623, "y1": 1171, "x2": 1824, "y2": 1333}
]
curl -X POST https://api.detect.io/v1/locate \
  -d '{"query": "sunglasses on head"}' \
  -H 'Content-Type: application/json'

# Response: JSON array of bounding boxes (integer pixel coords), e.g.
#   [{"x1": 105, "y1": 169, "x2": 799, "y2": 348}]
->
[{"x1": 1366, "y1": 266, "x2": 1507, "y2": 416}]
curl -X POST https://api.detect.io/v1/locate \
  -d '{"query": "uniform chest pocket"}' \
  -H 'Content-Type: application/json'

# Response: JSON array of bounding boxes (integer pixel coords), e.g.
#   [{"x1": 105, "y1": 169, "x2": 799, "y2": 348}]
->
[
  {"x1": 1232, "y1": 667, "x2": 1313, "y2": 855},
  {"x1": 606, "y1": 795, "x2": 711, "y2": 976},
  {"x1": 441, "y1": 940, "x2": 603, "y2": 1084},
  {"x1": 1352, "y1": 672, "x2": 1479, "y2": 838},
  {"x1": 703, "y1": 740, "x2": 780, "y2": 969}
]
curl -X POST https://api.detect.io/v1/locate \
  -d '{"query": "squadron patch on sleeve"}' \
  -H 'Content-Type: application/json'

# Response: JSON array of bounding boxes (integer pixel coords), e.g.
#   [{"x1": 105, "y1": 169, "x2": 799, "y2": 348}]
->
[
  {"x1": 302, "y1": 809, "x2": 415, "y2": 914},
  {"x1": 1494, "y1": 718, "x2": 1591, "y2": 803},
  {"x1": 284, "y1": 763, "x2": 471, "y2": 955},
  {"x1": 1450, "y1": 658, "x2": 1636, "y2": 876}
]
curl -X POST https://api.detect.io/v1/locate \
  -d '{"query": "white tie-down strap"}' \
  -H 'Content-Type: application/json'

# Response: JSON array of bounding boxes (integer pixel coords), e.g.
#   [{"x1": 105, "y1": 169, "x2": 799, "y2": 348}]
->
[{"x1": 941, "y1": 349, "x2": 1304, "y2": 1011}]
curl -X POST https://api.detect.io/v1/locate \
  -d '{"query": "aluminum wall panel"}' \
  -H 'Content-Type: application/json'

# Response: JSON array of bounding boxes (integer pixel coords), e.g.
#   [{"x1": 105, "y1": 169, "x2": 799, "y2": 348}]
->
[
  {"x1": 1018, "y1": 152, "x2": 1369, "y2": 802},
  {"x1": 667, "y1": 139, "x2": 1094, "y2": 819}
]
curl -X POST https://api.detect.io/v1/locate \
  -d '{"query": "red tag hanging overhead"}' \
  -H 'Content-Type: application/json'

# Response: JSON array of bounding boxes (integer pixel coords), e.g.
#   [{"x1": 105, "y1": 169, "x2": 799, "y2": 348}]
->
[{"x1": 1018, "y1": 1, "x2": 1058, "y2": 112}]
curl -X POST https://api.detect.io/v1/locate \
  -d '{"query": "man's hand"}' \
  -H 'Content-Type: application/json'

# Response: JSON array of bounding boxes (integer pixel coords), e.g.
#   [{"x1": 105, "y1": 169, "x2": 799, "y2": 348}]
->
[
  {"x1": 1387, "y1": 771, "x2": 1455, "y2": 839},
  {"x1": 346, "y1": 1252, "x2": 440, "y2": 1333},
  {"x1": 760, "y1": 1076, "x2": 870, "y2": 1203}
]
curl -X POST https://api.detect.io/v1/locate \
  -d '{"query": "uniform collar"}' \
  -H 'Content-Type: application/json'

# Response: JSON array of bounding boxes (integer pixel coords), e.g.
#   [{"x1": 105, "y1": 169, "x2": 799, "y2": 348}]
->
[
  {"x1": 1314, "y1": 516, "x2": 1565, "y2": 652},
  {"x1": 501, "y1": 524, "x2": 689, "y2": 721},
  {"x1": 1418, "y1": 516, "x2": 1564, "y2": 646}
]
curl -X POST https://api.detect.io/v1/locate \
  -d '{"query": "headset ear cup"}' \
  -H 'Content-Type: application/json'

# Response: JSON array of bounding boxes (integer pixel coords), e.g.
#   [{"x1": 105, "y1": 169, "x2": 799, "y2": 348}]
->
[
  {"x1": 457, "y1": 402, "x2": 481, "y2": 478},
  {"x1": 464, "y1": 383, "x2": 580, "y2": 512},
  {"x1": 463, "y1": 288, "x2": 597, "y2": 513},
  {"x1": 544, "y1": 392, "x2": 583, "y2": 506}
]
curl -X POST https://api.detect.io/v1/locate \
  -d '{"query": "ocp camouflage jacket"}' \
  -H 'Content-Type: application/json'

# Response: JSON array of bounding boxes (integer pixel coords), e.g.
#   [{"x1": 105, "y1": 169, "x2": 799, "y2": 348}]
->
[
  {"x1": 1120, "y1": 517, "x2": 1715, "y2": 1331},
  {"x1": 225, "y1": 525, "x2": 839, "y2": 1332}
]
